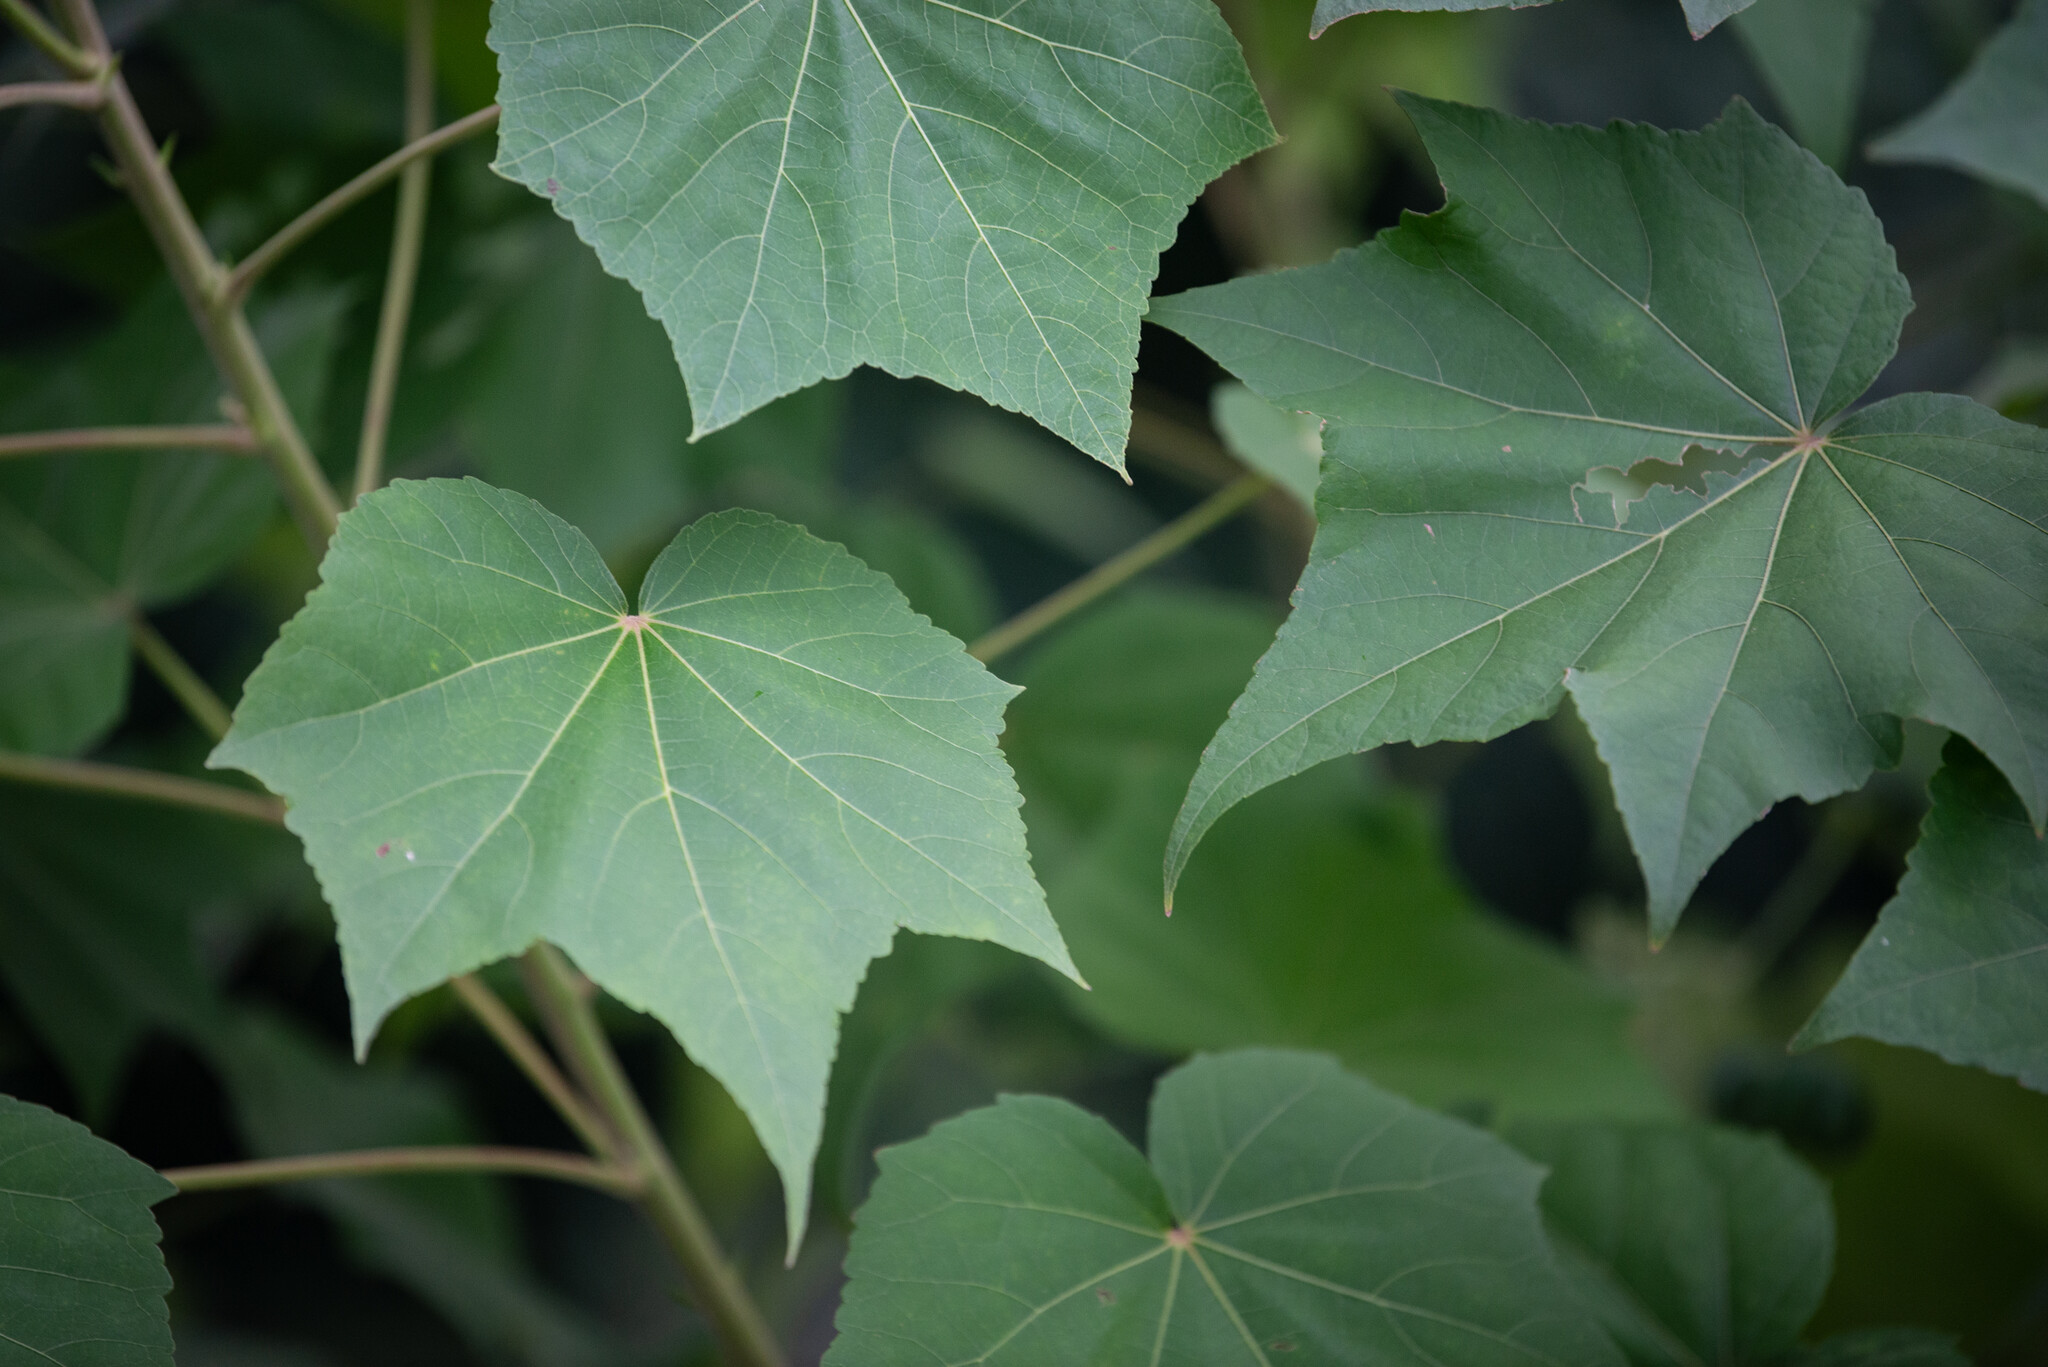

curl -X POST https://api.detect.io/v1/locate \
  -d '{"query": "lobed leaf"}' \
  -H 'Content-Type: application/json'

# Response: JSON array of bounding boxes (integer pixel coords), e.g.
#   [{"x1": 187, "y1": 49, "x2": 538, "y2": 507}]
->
[
  {"x1": 1731, "y1": 0, "x2": 1877, "y2": 171},
  {"x1": 1797, "y1": 738, "x2": 2048, "y2": 1090},
  {"x1": 1149, "y1": 95, "x2": 2048, "y2": 937},
  {"x1": 210, "y1": 478, "x2": 1073, "y2": 1245},
  {"x1": 0, "y1": 1095, "x2": 175, "y2": 1367},
  {"x1": 487, "y1": 0, "x2": 1275, "y2": 470},
  {"x1": 827, "y1": 1049, "x2": 1622, "y2": 1365},
  {"x1": 1308, "y1": 0, "x2": 1754, "y2": 40}
]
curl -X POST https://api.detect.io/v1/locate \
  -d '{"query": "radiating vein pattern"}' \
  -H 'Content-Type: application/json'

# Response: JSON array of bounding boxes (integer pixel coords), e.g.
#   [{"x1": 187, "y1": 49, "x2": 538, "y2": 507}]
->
[
  {"x1": 211, "y1": 478, "x2": 1073, "y2": 1243},
  {"x1": 827, "y1": 1050, "x2": 1621, "y2": 1366},
  {"x1": 1150, "y1": 96, "x2": 2048, "y2": 934},
  {"x1": 487, "y1": 0, "x2": 1274, "y2": 468}
]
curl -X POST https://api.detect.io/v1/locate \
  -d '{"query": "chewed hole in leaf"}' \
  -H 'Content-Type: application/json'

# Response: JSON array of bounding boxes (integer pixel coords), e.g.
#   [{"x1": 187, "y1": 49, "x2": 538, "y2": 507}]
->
[{"x1": 1576, "y1": 444, "x2": 1751, "y2": 524}]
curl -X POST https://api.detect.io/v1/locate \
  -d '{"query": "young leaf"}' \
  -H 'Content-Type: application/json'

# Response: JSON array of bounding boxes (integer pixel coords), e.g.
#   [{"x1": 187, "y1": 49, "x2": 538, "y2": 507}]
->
[
  {"x1": 1307, "y1": 0, "x2": 1754, "y2": 41},
  {"x1": 1869, "y1": 0, "x2": 2048, "y2": 209},
  {"x1": 827, "y1": 1049, "x2": 1622, "y2": 1366},
  {"x1": 1732, "y1": 0, "x2": 1876, "y2": 170},
  {"x1": 0, "y1": 289, "x2": 342, "y2": 755},
  {"x1": 486, "y1": 0, "x2": 1274, "y2": 471},
  {"x1": 209, "y1": 478, "x2": 1074, "y2": 1244},
  {"x1": 0, "y1": 1094, "x2": 176, "y2": 1367},
  {"x1": 1504, "y1": 1120, "x2": 1831, "y2": 1367},
  {"x1": 1795, "y1": 738, "x2": 2048, "y2": 1090},
  {"x1": 1004, "y1": 591, "x2": 1673, "y2": 1120},
  {"x1": 1148, "y1": 95, "x2": 2048, "y2": 937}
]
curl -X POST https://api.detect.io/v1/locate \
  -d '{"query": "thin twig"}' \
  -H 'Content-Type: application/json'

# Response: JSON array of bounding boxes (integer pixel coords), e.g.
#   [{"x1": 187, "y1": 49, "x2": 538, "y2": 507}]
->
[
  {"x1": 129, "y1": 614, "x2": 233, "y2": 742},
  {"x1": 0, "y1": 78, "x2": 101, "y2": 111},
  {"x1": 0, "y1": 0, "x2": 96, "y2": 75},
  {"x1": 0, "y1": 751, "x2": 283, "y2": 825},
  {"x1": 450, "y1": 973, "x2": 619, "y2": 1159},
  {"x1": 969, "y1": 473, "x2": 1270, "y2": 663},
  {"x1": 226, "y1": 104, "x2": 499, "y2": 307},
  {"x1": 50, "y1": 0, "x2": 342, "y2": 547},
  {"x1": 163, "y1": 1145, "x2": 641, "y2": 1196},
  {"x1": 0, "y1": 423, "x2": 257, "y2": 459},
  {"x1": 524, "y1": 945, "x2": 787, "y2": 1367},
  {"x1": 352, "y1": 0, "x2": 434, "y2": 503}
]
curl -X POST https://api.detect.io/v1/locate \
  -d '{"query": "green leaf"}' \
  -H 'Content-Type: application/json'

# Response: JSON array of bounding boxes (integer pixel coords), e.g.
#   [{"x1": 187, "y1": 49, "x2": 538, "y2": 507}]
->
[
  {"x1": 1307, "y1": 0, "x2": 1753, "y2": 41},
  {"x1": 1148, "y1": 95, "x2": 2048, "y2": 937},
  {"x1": 486, "y1": 0, "x2": 1274, "y2": 469},
  {"x1": 826, "y1": 1049, "x2": 1622, "y2": 1365},
  {"x1": 1212, "y1": 382, "x2": 1321, "y2": 510},
  {"x1": 1795, "y1": 738, "x2": 2048, "y2": 1090},
  {"x1": 1794, "y1": 1329, "x2": 1972, "y2": 1367},
  {"x1": 455, "y1": 218, "x2": 693, "y2": 558},
  {"x1": 0, "y1": 288, "x2": 344, "y2": 755},
  {"x1": 1005, "y1": 590, "x2": 1673, "y2": 1120},
  {"x1": 0, "y1": 1094, "x2": 176, "y2": 1367},
  {"x1": 1504, "y1": 1120, "x2": 1831, "y2": 1367},
  {"x1": 1732, "y1": 0, "x2": 1877, "y2": 170},
  {"x1": 1869, "y1": 0, "x2": 2048, "y2": 209},
  {"x1": 209, "y1": 477, "x2": 1073, "y2": 1244}
]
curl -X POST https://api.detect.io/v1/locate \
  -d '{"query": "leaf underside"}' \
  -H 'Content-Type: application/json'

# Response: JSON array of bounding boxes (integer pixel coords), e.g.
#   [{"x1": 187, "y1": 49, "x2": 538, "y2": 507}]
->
[
  {"x1": 1150, "y1": 95, "x2": 2048, "y2": 935},
  {"x1": 1308, "y1": 0, "x2": 1753, "y2": 40},
  {"x1": 487, "y1": 0, "x2": 1275, "y2": 469},
  {"x1": 211, "y1": 478, "x2": 1073, "y2": 1247},
  {"x1": 827, "y1": 1049, "x2": 1621, "y2": 1366},
  {"x1": 1797, "y1": 738, "x2": 2048, "y2": 1090},
  {"x1": 0, "y1": 1094, "x2": 176, "y2": 1367}
]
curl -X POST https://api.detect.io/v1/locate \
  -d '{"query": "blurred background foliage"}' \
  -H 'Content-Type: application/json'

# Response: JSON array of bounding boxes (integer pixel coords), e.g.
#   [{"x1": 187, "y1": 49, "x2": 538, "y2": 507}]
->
[{"x1": 2, "y1": 0, "x2": 2046, "y2": 1362}]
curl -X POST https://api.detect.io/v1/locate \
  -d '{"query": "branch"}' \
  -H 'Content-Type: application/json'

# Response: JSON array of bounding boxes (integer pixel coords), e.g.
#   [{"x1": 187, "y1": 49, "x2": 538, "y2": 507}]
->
[
  {"x1": 352, "y1": 0, "x2": 436, "y2": 503},
  {"x1": 0, "y1": 751, "x2": 283, "y2": 825},
  {"x1": 226, "y1": 104, "x2": 499, "y2": 307},
  {"x1": 525, "y1": 945, "x2": 787, "y2": 1367},
  {"x1": 0, "y1": 424, "x2": 257, "y2": 460},
  {"x1": 450, "y1": 973, "x2": 619, "y2": 1159},
  {"x1": 0, "y1": 0, "x2": 96, "y2": 76},
  {"x1": 0, "y1": 78, "x2": 101, "y2": 111},
  {"x1": 969, "y1": 473, "x2": 1270, "y2": 664},
  {"x1": 129, "y1": 614, "x2": 233, "y2": 742},
  {"x1": 163, "y1": 1146, "x2": 641, "y2": 1196}
]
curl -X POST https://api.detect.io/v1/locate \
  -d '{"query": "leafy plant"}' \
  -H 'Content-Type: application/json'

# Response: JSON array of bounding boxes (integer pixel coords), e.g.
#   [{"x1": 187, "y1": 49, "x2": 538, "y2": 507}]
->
[{"x1": 0, "y1": 0, "x2": 2042, "y2": 1362}]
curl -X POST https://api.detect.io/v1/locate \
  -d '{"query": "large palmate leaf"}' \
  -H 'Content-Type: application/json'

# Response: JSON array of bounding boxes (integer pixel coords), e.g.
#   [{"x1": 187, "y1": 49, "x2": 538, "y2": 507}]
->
[
  {"x1": 1149, "y1": 95, "x2": 2048, "y2": 936},
  {"x1": 827, "y1": 1049, "x2": 1621, "y2": 1366},
  {"x1": 1796, "y1": 739, "x2": 2048, "y2": 1090},
  {"x1": 1308, "y1": 0, "x2": 1753, "y2": 41},
  {"x1": 486, "y1": 0, "x2": 1273, "y2": 470},
  {"x1": 0, "y1": 290, "x2": 342, "y2": 755},
  {"x1": 210, "y1": 478, "x2": 1073, "y2": 1242},
  {"x1": 1869, "y1": 0, "x2": 2048, "y2": 209},
  {"x1": 0, "y1": 1094, "x2": 176, "y2": 1367},
  {"x1": 1505, "y1": 1120, "x2": 1831, "y2": 1367},
  {"x1": 1004, "y1": 591, "x2": 1671, "y2": 1120}
]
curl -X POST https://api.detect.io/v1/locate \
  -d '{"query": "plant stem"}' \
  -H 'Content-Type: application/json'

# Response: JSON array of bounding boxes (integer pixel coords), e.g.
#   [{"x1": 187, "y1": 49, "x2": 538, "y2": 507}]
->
[
  {"x1": 0, "y1": 0, "x2": 94, "y2": 74},
  {"x1": 1740, "y1": 799, "x2": 1878, "y2": 985},
  {"x1": 450, "y1": 973, "x2": 619, "y2": 1158},
  {"x1": 969, "y1": 472, "x2": 1269, "y2": 664},
  {"x1": 49, "y1": 0, "x2": 343, "y2": 549},
  {"x1": 163, "y1": 1145, "x2": 639, "y2": 1195},
  {"x1": 352, "y1": 0, "x2": 434, "y2": 504},
  {"x1": 0, "y1": 423, "x2": 256, "y2": 459},
  {"x1": 0, "y1": 750, "x2": 283, "y2": 824},
  {"x1": 0, "y1": 78, "x2": 101, "y2": 110},
  {"x1": 129, "y1": 614, "x2": 233, "y2": 742},
  {"x1": 523, "y1": 944, "x2": 787, "y2": 1367},
  {"x1": 226, "y1": 104, "x2": 499, "y2": 307}
]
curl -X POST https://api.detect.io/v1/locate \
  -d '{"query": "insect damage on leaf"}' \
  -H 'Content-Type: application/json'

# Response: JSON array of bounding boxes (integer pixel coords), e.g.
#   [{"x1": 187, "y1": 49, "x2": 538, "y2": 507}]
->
[{"x1": 1150, "y1": 94, "x2": 2048, "y2": 939}]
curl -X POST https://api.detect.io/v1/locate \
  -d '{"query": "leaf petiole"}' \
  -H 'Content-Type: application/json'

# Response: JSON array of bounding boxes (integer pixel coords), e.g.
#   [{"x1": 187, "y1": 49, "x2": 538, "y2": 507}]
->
[
  {"x1": 0, "y1": 423, "x2": 257, "y2": 459},
  {"x1": 162, "y1": 1145, "x2": 641, "y2": 1195},
  {"x1": 0, "y1": 751, "x2": 283, "y2": 824}
]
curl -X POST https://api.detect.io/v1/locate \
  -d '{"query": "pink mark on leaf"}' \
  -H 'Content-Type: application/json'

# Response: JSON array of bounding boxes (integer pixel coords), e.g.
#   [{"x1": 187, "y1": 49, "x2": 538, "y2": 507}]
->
[
  {"x1": 1095, "y1": 1287, "x2": 1116, "y2": 1305},
  {"x1": 545, "y1": 177, "x2": 560, "y2": 195},
  {"x1": 1502, "y1": 445, "x2": 1512, "y2": 453},
  {"x1": 1424, "y1": 523, "x2": 1435, "y2": 537},
  {"x1": 377, "y1": 842, "x2": 391, "y2": 857}
]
